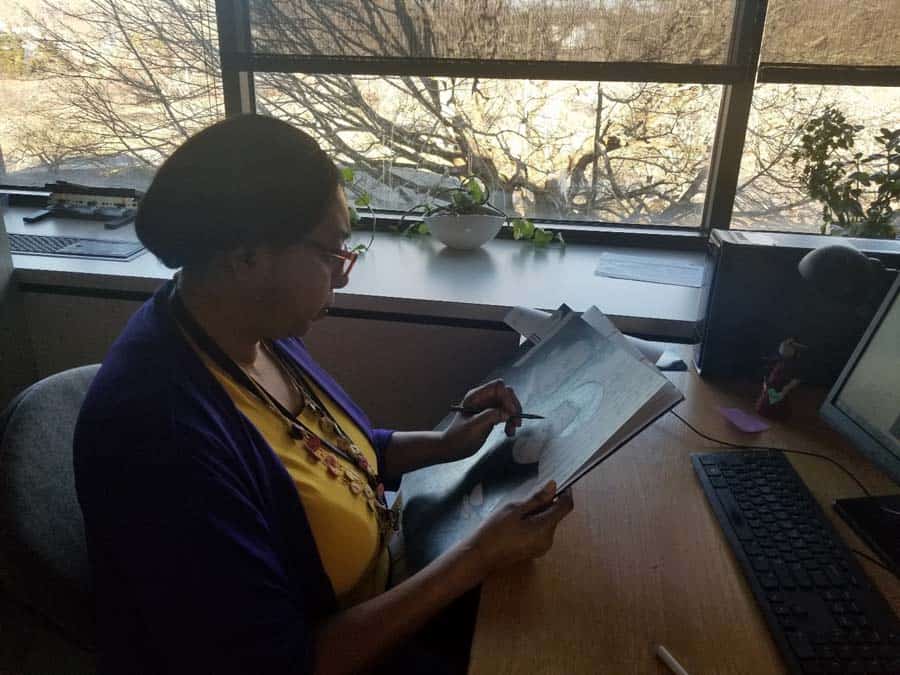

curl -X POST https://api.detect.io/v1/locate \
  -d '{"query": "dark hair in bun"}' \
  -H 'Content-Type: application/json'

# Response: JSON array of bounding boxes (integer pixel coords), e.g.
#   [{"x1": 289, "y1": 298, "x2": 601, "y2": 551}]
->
[{"x1": 136, "y1": 114, "x2": 341, "y2": 269}]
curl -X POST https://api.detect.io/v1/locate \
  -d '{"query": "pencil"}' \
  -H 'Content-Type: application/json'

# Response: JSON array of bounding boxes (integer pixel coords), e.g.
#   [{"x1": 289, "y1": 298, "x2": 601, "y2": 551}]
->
[
  {"x1": 449, "y1": 405, "x2": 544, "y2": 420},
  {"x1": 654, "y1": 644, "x2": 691, "y2": 675}
]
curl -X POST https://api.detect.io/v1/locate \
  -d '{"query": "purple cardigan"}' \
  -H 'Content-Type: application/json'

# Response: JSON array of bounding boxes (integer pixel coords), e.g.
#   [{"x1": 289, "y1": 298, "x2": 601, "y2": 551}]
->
[{"x1": 74, "y1": 280, "x2": 395, "y2": 674}]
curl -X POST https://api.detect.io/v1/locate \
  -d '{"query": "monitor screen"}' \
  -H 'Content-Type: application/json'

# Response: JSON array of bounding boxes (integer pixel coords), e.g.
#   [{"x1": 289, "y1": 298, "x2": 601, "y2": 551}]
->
[{"x1": 822, "y1": 273, "x2": 900, "y2": 485}]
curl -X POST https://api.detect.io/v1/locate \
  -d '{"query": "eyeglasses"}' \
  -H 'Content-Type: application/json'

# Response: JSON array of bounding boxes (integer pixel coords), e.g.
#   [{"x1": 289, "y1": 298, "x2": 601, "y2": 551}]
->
[{"x1": 300, "y1": 239, "x2": 358, "y2": 277}]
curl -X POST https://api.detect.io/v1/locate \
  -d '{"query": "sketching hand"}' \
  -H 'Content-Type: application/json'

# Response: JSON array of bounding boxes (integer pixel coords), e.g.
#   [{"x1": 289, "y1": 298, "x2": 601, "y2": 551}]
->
[
  {"x1": 466, "y1": 481, "x2": 574, "y2": 576},
  {"x1": 441, "y1": 379, "x2": 523, "y2": 461}
]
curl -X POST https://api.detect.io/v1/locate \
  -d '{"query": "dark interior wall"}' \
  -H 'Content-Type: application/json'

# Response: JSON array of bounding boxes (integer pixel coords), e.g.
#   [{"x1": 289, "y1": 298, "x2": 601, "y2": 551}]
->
[
  {"x1": 20, "y1": 290, "x2": 519, "y2": 430},
  {"x1": 0, "y1": 208, "x2": 36, "y2": 409},
  {"x1": 302, "y1": 315, "x2": 519, "y2": 430}
]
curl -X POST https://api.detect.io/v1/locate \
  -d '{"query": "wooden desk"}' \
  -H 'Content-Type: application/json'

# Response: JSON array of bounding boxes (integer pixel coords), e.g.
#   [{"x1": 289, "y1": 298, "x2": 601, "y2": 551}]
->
[{"x1": 467, "y1": 362, "x2": 900, "y2": 675}]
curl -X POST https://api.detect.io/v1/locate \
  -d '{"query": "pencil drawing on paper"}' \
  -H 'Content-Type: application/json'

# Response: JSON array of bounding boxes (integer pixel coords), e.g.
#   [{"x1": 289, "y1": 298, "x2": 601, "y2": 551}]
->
[{"x1": 401, "y1": 310, "x2": 681, "y2": 570}]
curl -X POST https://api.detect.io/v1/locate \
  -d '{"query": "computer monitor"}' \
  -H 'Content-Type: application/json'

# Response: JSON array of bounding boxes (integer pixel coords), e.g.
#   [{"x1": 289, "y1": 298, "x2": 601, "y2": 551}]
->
[{"x1": 820, "y1": 271, "x2": 900, "y2": 571}]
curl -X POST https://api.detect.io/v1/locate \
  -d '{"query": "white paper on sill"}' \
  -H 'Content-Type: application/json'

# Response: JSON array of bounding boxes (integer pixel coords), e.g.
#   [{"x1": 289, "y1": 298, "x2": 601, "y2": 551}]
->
[
  {"x1": 594, "y1": 252, "x2": 705, "y2": 287},
  {"x1": 504, "y1": 305, "x2": 574, "y2": 345},
  {"x1": 626, "y1": 335, "x2": 666, "y2": 365},
  {"x1": 504, "y1": 306, "x2": 553, "y2": 344},
  {"x1": 730, "y1": 231, "x2": 777, "y2": 246}
]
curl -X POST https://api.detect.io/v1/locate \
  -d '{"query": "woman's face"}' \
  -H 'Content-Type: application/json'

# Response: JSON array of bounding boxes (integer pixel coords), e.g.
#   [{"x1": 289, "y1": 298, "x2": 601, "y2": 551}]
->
[{"x1": 255, "y1": 189, "x2": 352, "y2": 338}]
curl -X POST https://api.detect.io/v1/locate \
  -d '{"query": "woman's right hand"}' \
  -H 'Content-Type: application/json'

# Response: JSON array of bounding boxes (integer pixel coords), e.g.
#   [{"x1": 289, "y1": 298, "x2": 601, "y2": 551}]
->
[{"x1": 467, "y1": 481, "x2": 574, "y2": 576}]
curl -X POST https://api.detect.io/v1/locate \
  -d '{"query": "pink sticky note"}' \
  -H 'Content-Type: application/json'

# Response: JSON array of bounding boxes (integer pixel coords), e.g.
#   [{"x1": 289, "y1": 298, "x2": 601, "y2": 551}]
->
[{"x1": 719, "y1": 407, "x2": 770, "y2": 433}]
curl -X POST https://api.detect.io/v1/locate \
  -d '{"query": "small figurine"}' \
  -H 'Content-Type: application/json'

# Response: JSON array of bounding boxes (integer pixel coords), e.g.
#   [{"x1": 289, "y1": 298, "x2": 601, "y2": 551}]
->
[{"x1": 755, "y1": 338, "x2": 806, "y2": 420}]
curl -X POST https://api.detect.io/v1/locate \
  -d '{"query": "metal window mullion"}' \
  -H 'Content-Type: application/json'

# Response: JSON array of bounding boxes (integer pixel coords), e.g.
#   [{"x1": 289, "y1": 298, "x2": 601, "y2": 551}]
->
[
  {"x1": 220, "y1": 53, "x2": 744, "y2": 85},
  {"x1": 759, "y1": 63, "x2": 900, "y2": 87},
  {"x1": 701, "y1": 0, "x2": 768, "y2": 234},
  {"x1": 216, "y1": 0, "x2": 255, "y2": 115}
]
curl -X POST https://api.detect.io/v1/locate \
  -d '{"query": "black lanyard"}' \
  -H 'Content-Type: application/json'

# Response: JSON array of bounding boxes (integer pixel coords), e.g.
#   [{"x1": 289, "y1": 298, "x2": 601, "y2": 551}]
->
[
  {"x1": 167, "y1": 283, "x2": 397, "y2": 535},
  {"x1": 169, "y1": 284, "x2": 271, "y2": 407},
  {"x1": 167, "y1": 285, "x2": 366, "y2": 474}
]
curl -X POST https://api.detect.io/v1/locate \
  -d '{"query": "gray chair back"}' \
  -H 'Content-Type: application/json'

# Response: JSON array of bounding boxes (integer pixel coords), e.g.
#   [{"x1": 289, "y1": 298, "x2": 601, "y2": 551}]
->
[{"x1": 0, "y1": 364, "x2": 99, "y2": 653}]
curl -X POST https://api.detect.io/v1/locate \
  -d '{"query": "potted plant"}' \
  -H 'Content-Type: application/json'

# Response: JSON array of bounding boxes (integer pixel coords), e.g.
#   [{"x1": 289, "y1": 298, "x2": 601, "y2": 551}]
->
[
  {"x1": 791, "y1": 107, "x2": 900, "y2": 239},
  {"x1": 401, "y1": 176, "x2": 506, "y2": 250},
  {"x1": 402, "y1": 176, "x2": 565, "y2": 250},
  {"x1": 342, "y1": 167, "x2": 376, "y2": 253}
]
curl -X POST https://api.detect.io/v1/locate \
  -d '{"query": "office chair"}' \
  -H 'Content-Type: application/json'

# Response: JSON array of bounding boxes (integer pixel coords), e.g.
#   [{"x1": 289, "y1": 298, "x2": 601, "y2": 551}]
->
[{"x1": 0, "y1": 364, "x2": 99, "y2": 673}]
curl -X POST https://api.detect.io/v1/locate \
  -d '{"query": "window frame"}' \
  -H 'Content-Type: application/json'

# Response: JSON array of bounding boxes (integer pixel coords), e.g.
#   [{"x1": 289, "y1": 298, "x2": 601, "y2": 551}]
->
[
  {"x1": 214, "y1": 0, "x2": 898, "y2": 243},
  {"x1": 5, "y1": 1, "x2": 897, "y2": 248}
]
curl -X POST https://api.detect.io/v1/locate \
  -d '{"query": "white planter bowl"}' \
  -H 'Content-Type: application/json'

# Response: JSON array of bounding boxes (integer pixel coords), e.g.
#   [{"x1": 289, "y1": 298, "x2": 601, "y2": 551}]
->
[{"x1": 424, "y1": 213, "x2": 506, "y2": 250}]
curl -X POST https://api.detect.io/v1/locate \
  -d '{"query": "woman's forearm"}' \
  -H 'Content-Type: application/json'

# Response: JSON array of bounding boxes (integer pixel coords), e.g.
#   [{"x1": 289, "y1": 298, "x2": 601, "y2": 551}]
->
[
  {"x1": 381, "y1": 431, "x2": 449, "y2": 480},
  {"x1": 312, "y1": 478, "x2": 574, "y2": 674},
  {"x1": 382, "y1": 386, "x2": 520, "y2": 483},
  {"x1": 312, "y1": 538, "x2": 486, "y2": 674}
]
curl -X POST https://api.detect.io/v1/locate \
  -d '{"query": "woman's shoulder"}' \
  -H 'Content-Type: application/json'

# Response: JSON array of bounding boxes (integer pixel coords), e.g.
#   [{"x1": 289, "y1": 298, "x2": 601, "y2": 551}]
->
[
  {"x1": 76, "y1": 290, "x2": 241, "y2": 460},
  {"x1": 81, "y1": 320, "x2": 193, "y2": 419},
  {"x1": 74, "y1": 343, "x2": 260, "y2": 513}
]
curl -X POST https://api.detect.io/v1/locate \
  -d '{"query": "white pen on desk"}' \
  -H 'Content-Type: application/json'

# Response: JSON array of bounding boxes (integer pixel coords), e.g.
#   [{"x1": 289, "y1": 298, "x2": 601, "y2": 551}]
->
[{"x1": 654, "y1": 644, "x2": 691, "y2": 675}]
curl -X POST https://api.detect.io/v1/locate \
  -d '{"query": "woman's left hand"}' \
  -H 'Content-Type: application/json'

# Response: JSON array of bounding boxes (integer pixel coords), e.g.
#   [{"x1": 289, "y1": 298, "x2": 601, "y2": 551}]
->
[{"x1": 440, "y1": 379, "x2": 522, "y2": 462}]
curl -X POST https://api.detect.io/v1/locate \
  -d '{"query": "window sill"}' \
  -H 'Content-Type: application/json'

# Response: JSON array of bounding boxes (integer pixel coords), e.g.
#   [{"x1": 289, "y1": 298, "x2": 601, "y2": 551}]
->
[{"x1": 6, "y1": 206, "x2": 707, "y2": 341}]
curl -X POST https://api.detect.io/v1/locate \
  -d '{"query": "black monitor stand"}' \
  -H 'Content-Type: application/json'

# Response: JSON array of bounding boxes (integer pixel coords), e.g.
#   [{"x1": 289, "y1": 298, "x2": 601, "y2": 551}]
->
[{"x1": 834, "y1": 495, "x2": 900, "y2": 574}]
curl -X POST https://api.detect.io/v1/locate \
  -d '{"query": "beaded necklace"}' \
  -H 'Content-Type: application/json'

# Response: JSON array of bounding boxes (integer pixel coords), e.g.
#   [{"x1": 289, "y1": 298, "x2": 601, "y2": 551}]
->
[
  {"x1": 257, "y1": 341, "x2": 392, "y2": 526},
  {"x1": 168, "y1": 286, "x2": 397, "y2": 537}
]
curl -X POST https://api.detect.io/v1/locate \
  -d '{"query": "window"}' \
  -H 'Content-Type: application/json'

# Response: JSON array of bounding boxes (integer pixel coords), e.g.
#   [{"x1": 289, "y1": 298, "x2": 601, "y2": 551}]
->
[
  {"x1": 734, "y1": 0, "x2": 900, "y2": 236},
  {"x1": 760, "y1": 0, "x2": 900, "y2": 68},
  {"x1": 257, "y1": 74, "x2": 721, "y2": 226},
  {"x1": 0, "y1": 0, "x2": 224, "y2": 190},
  {"x1": 1, "y1": 0, "x2": 898, "y2": 239},
  {"x1": 734, "y1": 84, "x2": 900, "y2": 234},
  {"x1": 237, "y1": 0, "x2": 740, "y2": 231},
  {"x1": 248, "y1": 1, "x2": 736, "y2": 64}
]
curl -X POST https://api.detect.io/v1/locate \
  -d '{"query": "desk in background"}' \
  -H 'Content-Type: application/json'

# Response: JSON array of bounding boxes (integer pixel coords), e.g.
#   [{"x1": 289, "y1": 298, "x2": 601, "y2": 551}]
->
[{"x1": 467, "y1": 349, "x2": 900, "y2": 675}]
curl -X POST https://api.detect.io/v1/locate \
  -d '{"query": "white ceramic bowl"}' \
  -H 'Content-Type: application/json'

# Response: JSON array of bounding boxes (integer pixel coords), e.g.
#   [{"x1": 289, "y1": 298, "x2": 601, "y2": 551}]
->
[{"x1": 424, "y1": 213, "x2": 506, "y2": 250}]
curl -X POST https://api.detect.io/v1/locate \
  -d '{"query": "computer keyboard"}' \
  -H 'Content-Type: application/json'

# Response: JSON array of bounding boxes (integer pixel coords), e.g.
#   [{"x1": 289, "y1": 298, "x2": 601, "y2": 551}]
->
[
  {"x1": 693, "y1": 451, "x2": 900, "y2": 674},
  {"x1": 8, "y1": 233, "x2": 144, "y2": 260}
]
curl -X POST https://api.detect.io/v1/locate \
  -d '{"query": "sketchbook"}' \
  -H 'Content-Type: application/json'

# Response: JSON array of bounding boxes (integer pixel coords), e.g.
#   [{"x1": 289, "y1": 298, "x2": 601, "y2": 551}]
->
[
  {"x1": 504, "y1": 304, "x2": 668, "y2": 366},
  {"x1": 400, "y1": 306, "x2": 684, "y2": 571}
]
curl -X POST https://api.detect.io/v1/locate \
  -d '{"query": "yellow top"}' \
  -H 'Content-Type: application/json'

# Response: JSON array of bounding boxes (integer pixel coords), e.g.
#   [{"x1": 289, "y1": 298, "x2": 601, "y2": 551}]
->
[{"x1": 192, "y1": 343, "x2": 388, "y2": 605}]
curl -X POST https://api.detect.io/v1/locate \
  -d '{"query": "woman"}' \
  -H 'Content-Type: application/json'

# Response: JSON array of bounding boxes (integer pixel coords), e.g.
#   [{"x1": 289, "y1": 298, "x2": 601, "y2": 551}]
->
[{"x1": 74, "y1": 114, "x2": 573, "y2": 675}]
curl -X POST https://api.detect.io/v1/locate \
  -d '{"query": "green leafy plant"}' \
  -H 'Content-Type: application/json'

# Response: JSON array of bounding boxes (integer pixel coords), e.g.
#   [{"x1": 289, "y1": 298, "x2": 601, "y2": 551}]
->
[
  {"x1": 510, "y1": 218, "x2": 565, "y2": 247},
  {"x1": 791, "y1": 106, "x2": 900, "y2": 239},
  {"x1": 341, "y1": 167, "x2": 375, "y2": 253},
  {"x1": 401, "y1": 175, "x2": 564, "y2": 246},
  {"x1": 401, "y1": 176, "x2": 505, "y2": 236}
]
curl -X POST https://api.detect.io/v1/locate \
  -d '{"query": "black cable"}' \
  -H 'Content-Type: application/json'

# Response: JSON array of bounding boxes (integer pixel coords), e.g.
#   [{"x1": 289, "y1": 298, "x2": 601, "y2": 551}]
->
[
  {"x1": 670, "y1": 408, "x2": 900, "y2": 578},
  {"x1": 670, "y1": 409, "x2": 873, "y2": 498},
  {"x1": 669, "y1": 410, "x2": 742, "y2": 449}
]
